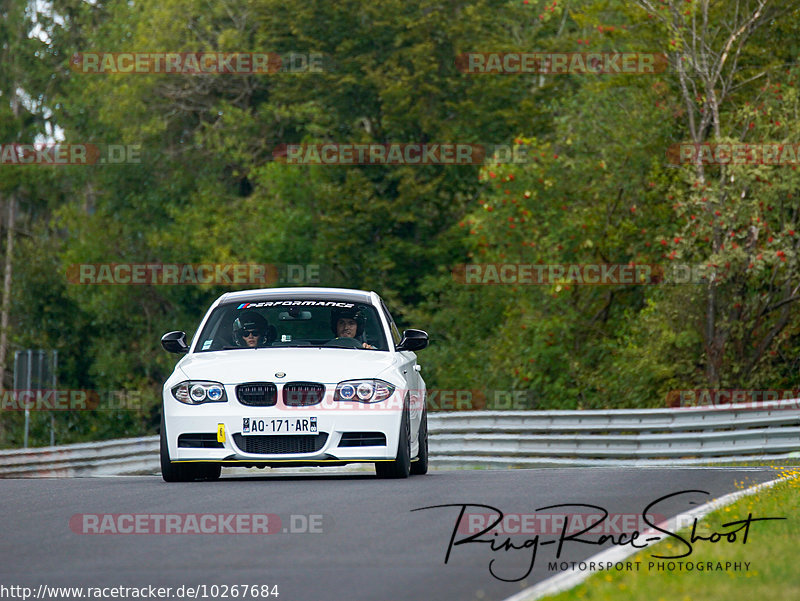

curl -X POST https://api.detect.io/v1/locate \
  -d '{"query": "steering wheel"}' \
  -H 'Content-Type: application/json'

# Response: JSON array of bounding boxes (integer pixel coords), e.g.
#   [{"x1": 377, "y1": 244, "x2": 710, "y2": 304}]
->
[{"x1": 323, "y1": 337, "x2": 364, "y2": 349}]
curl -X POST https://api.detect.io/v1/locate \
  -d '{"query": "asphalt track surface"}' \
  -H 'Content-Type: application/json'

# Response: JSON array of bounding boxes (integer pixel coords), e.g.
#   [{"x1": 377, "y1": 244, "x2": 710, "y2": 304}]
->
[{"x1": 0, "y1": 467, "x2": 776, "y2": 601}]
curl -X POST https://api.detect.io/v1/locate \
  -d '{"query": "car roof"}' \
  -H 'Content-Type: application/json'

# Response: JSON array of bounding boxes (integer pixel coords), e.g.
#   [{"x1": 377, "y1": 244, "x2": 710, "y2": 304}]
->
[{"x1": 216, "y1": 287, "x2": 375, "y2": 305}]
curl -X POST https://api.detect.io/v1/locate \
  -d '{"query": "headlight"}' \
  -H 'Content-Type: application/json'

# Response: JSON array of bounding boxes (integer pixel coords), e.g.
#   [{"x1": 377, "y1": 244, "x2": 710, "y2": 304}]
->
[
  {"x1": 171, "y1": 381, "x2": 227, "y2": 405},
  {"x1": 334, "y1": 379, "x2": 395, "y2": 403}
]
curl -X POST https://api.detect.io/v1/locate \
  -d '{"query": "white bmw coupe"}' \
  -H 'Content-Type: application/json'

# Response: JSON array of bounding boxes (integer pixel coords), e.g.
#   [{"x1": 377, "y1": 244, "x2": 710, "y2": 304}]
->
[{"x1": 159, "y1": 287, "x2": 429, "y2": 481}]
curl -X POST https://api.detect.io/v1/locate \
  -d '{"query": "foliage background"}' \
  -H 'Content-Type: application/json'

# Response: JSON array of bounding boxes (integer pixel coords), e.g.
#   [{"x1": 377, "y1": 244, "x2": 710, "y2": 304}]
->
[{"x1": 1, "y1": 0, "x2": 798, "y2": 446}]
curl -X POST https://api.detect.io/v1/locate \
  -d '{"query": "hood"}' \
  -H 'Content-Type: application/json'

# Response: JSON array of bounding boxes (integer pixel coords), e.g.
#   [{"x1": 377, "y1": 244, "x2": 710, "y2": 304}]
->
[{"x1": 175, "y1": 348, "x2": 399, "y2": 386}]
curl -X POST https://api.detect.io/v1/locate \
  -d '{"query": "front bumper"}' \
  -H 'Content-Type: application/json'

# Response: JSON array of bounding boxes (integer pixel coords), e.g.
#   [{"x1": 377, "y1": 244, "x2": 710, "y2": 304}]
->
[{"x1": 162, "y1": 387, "x2": 404, "y2": 465}]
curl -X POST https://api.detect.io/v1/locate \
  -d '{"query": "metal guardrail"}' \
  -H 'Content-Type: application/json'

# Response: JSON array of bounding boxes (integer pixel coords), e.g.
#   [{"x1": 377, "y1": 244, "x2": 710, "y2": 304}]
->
[
  {"x1": 0, "y1": 437, "x2": 158, "y2": 478},
  {"x1": 428, "y1": 399, "x2": 800, "y2": 468},
  {"x1": 1, "y1": 400, "x2": 798, "y2": 476}
]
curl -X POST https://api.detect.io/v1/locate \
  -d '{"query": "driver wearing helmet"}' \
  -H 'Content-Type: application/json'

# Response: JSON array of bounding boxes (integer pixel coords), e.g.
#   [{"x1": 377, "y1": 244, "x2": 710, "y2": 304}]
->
[
  {"x1": 232, "y1": 310, "x2": 270, "y2": 348},
  {"x1": 330, "y1": 307, "x2": 375, "y2": 349}
]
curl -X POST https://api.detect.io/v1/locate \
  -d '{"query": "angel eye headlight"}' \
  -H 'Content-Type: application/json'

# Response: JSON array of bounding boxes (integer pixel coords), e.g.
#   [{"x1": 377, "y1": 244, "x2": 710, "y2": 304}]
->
[
  {"x1": 171, "y1": 381, "x2": 227, "y2": 405},
  {"x1": 335, "y1": 379, "x2": 395, "y2": 403},
  {"x1": 206, "y1": 385, "x2": 224, "y2": 401},
  {"x1": 356, "y1": 382, "x2": 374, "y2": 401}
]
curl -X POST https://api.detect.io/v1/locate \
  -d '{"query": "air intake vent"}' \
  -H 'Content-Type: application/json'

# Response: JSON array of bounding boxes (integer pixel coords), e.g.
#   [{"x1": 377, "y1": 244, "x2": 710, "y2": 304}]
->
[
  {"x1": 178, "y1": 433, "x2": 224, "y2": 449},
  {"x1": 338, "y1": 432, "x2": 387, "y2": 447},
  {"x1": 233, "y1": 433, "x2": 328, "y2": 454}
]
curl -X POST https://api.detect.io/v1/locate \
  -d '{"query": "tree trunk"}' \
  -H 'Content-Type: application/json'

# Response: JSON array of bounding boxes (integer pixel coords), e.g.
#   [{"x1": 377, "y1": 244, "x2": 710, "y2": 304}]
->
[{"x1": 0, "y1": 194, "x2": 16, "y2": 392}]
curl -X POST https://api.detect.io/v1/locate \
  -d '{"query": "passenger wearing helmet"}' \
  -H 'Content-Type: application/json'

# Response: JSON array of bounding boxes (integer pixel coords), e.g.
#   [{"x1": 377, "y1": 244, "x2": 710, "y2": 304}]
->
[
  {"x1": 330, "y1": 307, "x2": 375, "y2": 349},
  {"x1": 232, "y1": 311, "x2": 270, "y2": 348}
]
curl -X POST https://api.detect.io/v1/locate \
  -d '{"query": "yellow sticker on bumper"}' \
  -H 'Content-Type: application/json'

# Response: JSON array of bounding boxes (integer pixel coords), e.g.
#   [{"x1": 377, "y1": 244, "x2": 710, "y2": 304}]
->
[{"x1": 217, "y1": 423, "x2": 226, "y2": 443}]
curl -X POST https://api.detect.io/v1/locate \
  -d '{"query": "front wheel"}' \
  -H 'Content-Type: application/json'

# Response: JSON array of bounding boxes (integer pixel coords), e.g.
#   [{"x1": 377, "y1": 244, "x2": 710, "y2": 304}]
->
[
  {"x1": 160, "y1": 413, "x2": 219, "y2": 482},
  {"x1": 410, "y1": 408, "x2": 428, "y2": 475},
  {"x1": 375, "y1": 403, "x2": 411, "y2": 479}
]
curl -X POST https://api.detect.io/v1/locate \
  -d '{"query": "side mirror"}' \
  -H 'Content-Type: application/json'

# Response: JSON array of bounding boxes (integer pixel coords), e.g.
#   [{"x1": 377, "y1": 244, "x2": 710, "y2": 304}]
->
[
  {"x1": 396, "y1": 329, "x2": 428, "y2": 352},
  {"x1": 161, "y1": 331, "x2": 189, "y2": 354}
]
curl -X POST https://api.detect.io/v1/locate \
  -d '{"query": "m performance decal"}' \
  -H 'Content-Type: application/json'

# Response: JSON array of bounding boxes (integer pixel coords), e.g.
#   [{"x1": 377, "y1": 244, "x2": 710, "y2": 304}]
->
[{"x1": 237, "y1": 301, "x2": 356, "y2": 309}]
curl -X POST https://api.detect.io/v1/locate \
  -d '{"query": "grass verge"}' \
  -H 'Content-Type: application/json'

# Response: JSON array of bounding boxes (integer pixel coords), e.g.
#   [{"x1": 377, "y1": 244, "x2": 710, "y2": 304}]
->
[{"x1": 542, "y1": 468, "x2": 800, "y2": 601}]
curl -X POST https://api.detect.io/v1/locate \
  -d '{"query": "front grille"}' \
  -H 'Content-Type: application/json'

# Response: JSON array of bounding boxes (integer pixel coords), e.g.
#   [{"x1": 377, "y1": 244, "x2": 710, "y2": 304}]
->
[
  {"x1": 283, "y1": 382, "x2": 325, "y2": 406},
  {"x1": 233, "y1": 433, "x2": 328, "y2": 454},
  {"x1": 236, "y1": 382, "x2": 278, "y2": 406},
  {"x1": 178, "y1": 433, "x2": 224, "y2": 449},
  {"x1": 338, "y1": 432, "x2": 387, "y2": 447}
]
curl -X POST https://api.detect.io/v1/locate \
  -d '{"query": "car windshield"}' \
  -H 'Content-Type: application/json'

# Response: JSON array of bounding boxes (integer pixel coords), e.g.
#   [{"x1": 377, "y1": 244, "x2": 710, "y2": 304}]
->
[{"x1": 194, "y1": 298, "x2": 389, "y2": 351}]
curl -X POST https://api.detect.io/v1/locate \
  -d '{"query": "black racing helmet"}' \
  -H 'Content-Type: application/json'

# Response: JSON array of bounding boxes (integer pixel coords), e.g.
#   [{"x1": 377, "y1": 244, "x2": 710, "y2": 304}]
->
[
  {"x1": 330, "y1": 306, "x2": 366, "y2": 337},
  {"x1": 232, "y1": 310, "x2": 270, "y2": 347}
]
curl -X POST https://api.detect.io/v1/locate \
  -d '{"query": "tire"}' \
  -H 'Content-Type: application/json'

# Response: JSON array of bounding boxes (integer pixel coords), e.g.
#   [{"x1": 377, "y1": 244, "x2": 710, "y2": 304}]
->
[
  {"x1": 375, "y1": 402, "x2": 411, "y2": 479},
  {"x1": 160, "y1": 413, "x2": 218, "y2": 482},
  {"x1": 410, "y1": 408, "x2": 428, "y2": 475}
]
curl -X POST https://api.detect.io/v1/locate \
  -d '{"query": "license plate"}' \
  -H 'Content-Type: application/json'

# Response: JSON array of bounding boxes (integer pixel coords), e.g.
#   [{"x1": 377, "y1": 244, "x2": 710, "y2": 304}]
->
[{"x1": 242, "y1": 417, "x2": 318, "y2": 435}]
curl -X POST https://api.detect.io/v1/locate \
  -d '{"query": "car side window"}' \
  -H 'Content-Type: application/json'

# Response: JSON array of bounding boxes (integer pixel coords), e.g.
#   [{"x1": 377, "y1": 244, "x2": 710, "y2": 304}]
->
[{"x1": 380, "y1": 300, "x2": 402, "y2": 346}]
